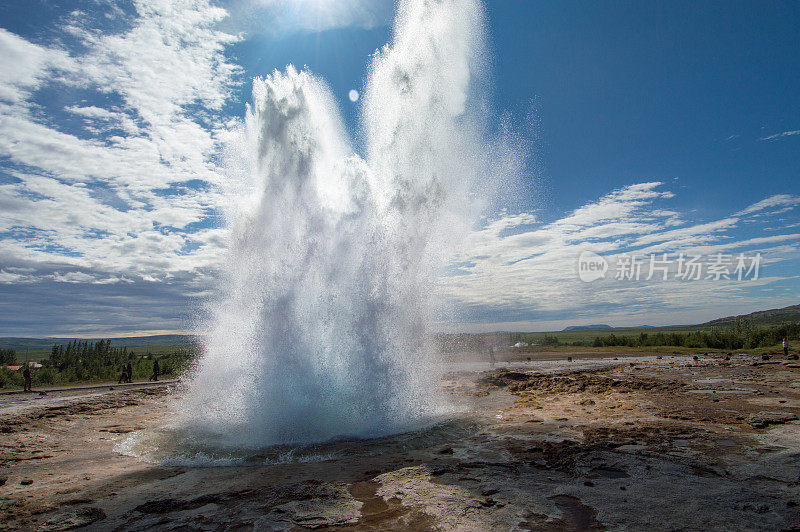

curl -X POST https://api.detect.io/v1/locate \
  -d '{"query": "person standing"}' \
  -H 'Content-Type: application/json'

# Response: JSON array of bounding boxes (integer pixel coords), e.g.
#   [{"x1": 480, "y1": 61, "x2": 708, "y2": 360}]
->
[
  {"x1": 126, "y1": 362, "x2": 133, "y2": 383},
  {"x1": 22, "y1": 364, "x2": 32, "y2": 392},
  {"x1": 784, "y1": 337, "x2": 790, "y2": 357},
  {"x1": 149, "y1": 358, "x2": 160, "y2": 382}
]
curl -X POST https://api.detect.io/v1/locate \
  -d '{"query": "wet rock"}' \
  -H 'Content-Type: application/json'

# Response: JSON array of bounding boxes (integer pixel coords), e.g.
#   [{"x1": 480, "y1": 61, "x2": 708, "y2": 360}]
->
[
  {"x1": 548, "y1": 494, "x2": 605, "y2": 530},
  {"x1": 747, "y1": 411, "x2": 798, "y2": 429},
  {"x1": 270, "y1": 487, "x2": 362, "y2": 529},
  {"x1": 40, "y1": 507, "x2": 105, "y2": 530},
  {"x1": 429, "y1": 466, "x2": 451, "y2": 476},
  {"x1": 590, "y1": 466, "x2": 629, "y2": 479},
  {"x1": 478, "y1": 371, "x2": 531, "y2": 388}
]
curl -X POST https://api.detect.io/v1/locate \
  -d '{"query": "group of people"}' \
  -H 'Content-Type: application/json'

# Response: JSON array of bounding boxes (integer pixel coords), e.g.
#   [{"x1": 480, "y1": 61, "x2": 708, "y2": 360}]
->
[
  {"x1": 118, "y1": 362, "x2": 133, "y2": 384},
  {"x1": 118, "y1": 358, "x2": 160, "y2": 384},
  {"x1": 17, "y1": 357, "x2": 163, "y2": 392}
]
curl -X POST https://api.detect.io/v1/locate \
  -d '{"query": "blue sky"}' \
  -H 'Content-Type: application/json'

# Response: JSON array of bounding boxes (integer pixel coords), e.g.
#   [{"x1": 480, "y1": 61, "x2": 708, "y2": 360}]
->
[{"x1": 0, "y1": 0, "x2": 798, "y2": 336}]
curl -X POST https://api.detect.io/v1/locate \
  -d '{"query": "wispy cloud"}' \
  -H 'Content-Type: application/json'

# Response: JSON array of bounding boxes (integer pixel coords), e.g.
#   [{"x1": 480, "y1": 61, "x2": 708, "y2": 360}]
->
[
  {"x1": 736, "y1": 194, "x2": 800, "y2": 216},
  {"x1": 0, "y1": 0, "x2": 240, "y2": 335},
  {"x1": 435, "y1": 184, "x2": 800, "y2": 331},
  {"x1": 760, "y1": 130, "x2": 800, "y2": 141}
]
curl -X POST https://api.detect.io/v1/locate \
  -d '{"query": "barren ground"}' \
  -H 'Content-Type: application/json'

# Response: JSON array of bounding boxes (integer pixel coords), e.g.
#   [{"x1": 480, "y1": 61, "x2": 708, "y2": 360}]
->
[{"x1": 2, "y1": 352, "x2": 800, "y2": 531}]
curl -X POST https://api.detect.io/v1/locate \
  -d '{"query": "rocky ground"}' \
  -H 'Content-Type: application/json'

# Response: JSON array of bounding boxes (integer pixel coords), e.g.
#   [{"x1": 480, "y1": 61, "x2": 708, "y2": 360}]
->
[{"x1": 1, "y1": 352, "x2": 800, "y2": 531}]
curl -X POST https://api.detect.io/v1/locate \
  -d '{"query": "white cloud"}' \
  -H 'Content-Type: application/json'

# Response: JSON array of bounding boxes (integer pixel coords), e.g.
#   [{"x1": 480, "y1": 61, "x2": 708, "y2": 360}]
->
[
  {"x1": 0, "y1": 28, "x2": 76, "y2": 103},
  {"x1": 436, "y1": 183, "x2": 800, "y2": 330},
  {"x1": 0, "y1": 0, "x2": 239, "y2": 296},
  {"x1": 735, "y1": 194, "x2": 800, "y2": 216},
  {"x1": 760, "y1": 130, "x2": 800, "y2": 141}
]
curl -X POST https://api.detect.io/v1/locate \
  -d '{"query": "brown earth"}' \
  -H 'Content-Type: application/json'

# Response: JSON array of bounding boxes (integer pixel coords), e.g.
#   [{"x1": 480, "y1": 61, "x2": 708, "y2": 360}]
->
[{"x1": 1, "y1": 353, "x2": 800, "y2": 530}]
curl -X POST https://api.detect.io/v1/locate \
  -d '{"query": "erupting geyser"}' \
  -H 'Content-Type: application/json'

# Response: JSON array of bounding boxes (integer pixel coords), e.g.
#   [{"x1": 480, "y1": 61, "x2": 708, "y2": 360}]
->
[{"x1": 171, "y1": 0, "x2": 495, "y2": 449}]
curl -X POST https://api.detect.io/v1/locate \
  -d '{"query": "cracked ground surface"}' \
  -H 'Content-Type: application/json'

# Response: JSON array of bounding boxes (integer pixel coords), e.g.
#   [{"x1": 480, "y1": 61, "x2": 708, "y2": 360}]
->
[{"x1": 1, "y1": 352, "x2": 800, "y2": 531}]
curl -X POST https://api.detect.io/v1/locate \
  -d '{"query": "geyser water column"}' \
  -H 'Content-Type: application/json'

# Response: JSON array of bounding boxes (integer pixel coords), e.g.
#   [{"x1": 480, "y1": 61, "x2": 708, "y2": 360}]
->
[{"x1": 174, "y1": 0, "x2": 490, "y2": 449}]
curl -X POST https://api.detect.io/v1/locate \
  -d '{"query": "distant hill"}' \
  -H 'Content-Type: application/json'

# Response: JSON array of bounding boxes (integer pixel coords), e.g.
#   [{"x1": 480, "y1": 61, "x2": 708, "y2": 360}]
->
[
  {"x1": 563, "y1": 324, "x2": 612, "y2": 331},
  {"x1": 0, "y1": 334, "x2": 198, "y2": 352},
  {"x1": 702, "y1": 304, "x2": 800, "y2": 327}
]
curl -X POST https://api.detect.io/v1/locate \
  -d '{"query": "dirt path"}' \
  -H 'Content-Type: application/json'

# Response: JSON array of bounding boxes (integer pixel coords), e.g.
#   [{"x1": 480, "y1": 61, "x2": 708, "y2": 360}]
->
[{"x1": 1, "y1": 354, "x2": 799, "y2": 530}]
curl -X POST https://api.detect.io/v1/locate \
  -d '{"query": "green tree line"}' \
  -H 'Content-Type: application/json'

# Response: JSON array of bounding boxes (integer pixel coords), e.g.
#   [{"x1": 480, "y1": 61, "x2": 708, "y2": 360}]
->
[
  {"x1": 589, "y1": 320, "x2": 799, "y2": 350},
  {"x1": 0, "y1": 340, "x2": 196, "y2": 389},
  {"x1": 514, "y1": 320, "x2": 799, "y2": 351}
]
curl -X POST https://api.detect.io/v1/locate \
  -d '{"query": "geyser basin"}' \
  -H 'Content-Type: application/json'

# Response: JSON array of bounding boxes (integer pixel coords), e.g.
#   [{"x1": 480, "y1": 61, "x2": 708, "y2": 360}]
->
[
  {"x1": 165, "y1": 0, "x2": 501, "y2": 450},
  {"x1": 117, "y1": 418, "x2": 478, "y2": 467}
]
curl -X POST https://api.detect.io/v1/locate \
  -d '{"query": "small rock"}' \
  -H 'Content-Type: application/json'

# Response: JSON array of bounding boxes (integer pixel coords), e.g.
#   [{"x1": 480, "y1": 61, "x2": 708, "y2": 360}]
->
[
  {"x1": 787, "y1": 501, "x2": 797, "y2": 508},
  {"x1": 619, "y1": 486, "x2": 626, "y2": 491},
  {"x1": 788, "y1": 354, "x2": 799, "y2": 360},
  {"x1": 584, "y1": 480, "x2": 595, "y2": 487},
  {"x1": 20, "y1": 479, "x2": 33, "y2": 485},
  {"x1": 437, "y1": 446, "x2": 454, "y2": 455},
  {"x1": 481, "y1": 488, "x2": 499, "y2": 496},
  {"x1": 762, "y1": 354, "x2": 771, "y2": 361}
]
